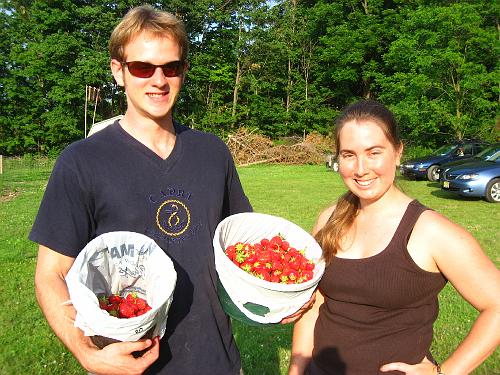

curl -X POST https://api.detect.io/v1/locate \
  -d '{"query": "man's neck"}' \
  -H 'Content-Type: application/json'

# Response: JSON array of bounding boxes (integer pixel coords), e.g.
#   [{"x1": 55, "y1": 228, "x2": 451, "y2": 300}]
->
[{"x1": 119, "y1": 112, "x2": 177, "y2": 159}]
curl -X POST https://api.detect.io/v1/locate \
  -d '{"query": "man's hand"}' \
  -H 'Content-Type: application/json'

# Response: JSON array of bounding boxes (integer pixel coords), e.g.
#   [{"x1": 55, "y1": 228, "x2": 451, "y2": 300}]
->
[
  {"x1": 280, "y1": 293, "x2": 316, "y2": 325},
  {"x1": 85, "y1": 336, "x2": 160, "y2": 375}
]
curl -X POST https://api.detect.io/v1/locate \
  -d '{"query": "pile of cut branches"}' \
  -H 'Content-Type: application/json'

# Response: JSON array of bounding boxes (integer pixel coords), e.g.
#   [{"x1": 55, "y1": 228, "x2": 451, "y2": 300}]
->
[{"x1": 226, "y1": 128, "x2": 335, "y2": 167}]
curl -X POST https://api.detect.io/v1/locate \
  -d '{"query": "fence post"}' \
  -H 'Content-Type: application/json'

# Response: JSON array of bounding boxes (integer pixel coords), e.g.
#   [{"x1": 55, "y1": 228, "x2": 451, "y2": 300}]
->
[{"x1": 0, "y1": 155, "x2": 3, "y2": 175}]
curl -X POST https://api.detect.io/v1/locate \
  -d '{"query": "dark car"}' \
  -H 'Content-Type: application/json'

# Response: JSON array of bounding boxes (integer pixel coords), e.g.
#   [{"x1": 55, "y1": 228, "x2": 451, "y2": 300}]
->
[
  {"x1": 399, "y1": 140, "x2": 491, "y2": 182},
  {"x1": 440, "y1": 148, "x2": 500, "y2": 203},
  {"x1": 437, "y1": 143, "x2": 500, "y2": 182}
]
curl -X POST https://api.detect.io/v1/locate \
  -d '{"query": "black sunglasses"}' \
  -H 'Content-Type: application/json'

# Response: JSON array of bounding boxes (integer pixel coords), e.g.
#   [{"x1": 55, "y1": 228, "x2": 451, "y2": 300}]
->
[{"x1": 122, "y1": 60, "x2": 186, "y2": 78}]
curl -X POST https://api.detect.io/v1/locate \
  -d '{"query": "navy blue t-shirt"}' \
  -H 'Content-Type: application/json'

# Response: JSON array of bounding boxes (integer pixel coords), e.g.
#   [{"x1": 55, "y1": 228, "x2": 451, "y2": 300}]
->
[{"x1": 29, "y1": 121, "x2": 252, "y2": 375}]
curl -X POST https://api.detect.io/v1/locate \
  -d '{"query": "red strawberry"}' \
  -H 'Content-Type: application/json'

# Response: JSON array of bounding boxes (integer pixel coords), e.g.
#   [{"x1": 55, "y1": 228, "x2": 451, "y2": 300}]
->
[
  {"x1": 270, "y1": 274, "x2": 281, "y2": 283},
  {"x1": 135, "y1": 297, "x2": 148, "y2": 310},
  {"x1": 270, "y1": 235, "x2": 283, "y2": 247},
  {"x1": 253, "y1": 267, "x2": 271, "y2": 281},
  {"x1": 258, "y1": 250, "x2": 272, "y2": 263},
  {"x1": 119, "y1": 302, "x2": 136, "y2": 318},
  {"x1": 97, "y1": 293, "x2": 153, "y2": 318},
  {"x1": 271, "y1": 260, "x2": 283, "y2": 271},
  {"x1": 246, "y1": 252, "x2": 259, "y2": 264},
  {"x1": 225, "y1": 235, "x2": 316, "y2": 284},
  {"x1": 108, "y1": 294, "x2": 122, "y2": 304},
  {"x1": 272, "y1": 269, "x2": 282, "y2": 277},
  {"x1": 225, "y1": 247, "x2": 236, "y2": 261},
  {"x1": 304, "y1": 261, "x2": 315, "y2": 271},
  {"x1": 138, "y1": 301, "x2": 152, "y2": 315},
  {"x1": 301, "y1": 270, "x2": 314, "y2": 281},
  {"x1": 288, "y1": 270, "x2": 299, "y2": 282},
  {"x1": 289, "y1": 258, "x2": 301, "y2": 270},
  {"x1": 125, "y1": 293, "x2": 137, "y2": 303}
]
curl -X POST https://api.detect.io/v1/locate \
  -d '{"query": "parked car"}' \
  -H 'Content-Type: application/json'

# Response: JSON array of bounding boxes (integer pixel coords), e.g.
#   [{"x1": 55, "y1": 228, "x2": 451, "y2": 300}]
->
[
  {"x1": 440, "y1": 148, "x2": 500, "y2": 203},
  {"x1": 399, "y1": 140, "x2": 491, "y2": 182},
  {"x1": 436, "y1": 143, "x2": 500, "y2": 182},
  {"x1": 325, "y1": 153, "x2": 339, "y2": 172}
]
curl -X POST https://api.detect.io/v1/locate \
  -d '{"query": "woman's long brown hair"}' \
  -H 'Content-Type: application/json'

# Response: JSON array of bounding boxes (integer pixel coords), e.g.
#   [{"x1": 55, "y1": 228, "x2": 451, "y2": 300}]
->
[{"x1": 315, "y1": 100, "x2": 402, "y2": 264}]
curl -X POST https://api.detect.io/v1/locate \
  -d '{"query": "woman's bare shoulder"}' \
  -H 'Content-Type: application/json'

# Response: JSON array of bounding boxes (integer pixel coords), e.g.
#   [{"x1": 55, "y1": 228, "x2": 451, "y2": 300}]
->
[{"x1": 412, "y1": 208, "x2": 481, "y2": 259}]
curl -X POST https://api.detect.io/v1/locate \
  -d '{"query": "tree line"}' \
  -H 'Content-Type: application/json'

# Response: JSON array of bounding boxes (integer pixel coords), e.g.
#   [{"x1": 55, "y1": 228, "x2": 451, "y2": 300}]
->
[{"x1": 0, "y1": 0, "x2": 498, "y2": 156}]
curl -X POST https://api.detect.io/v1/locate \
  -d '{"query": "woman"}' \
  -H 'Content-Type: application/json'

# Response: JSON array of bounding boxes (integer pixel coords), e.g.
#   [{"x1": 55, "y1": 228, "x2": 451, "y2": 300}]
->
[{"x1": 289, "y1": 100, "x2": 500, "y2": 375}]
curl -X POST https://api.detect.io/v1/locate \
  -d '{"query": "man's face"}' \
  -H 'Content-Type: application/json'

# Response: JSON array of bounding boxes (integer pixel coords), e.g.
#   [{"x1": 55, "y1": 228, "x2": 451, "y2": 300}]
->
[{"x1": 111, "y1": 32, "x2": 186, "y2": 123}]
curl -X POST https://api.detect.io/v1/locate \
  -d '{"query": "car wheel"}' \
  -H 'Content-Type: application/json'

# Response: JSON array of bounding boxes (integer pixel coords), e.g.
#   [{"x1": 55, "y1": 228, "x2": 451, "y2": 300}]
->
[
  {"x1": 427, "y1": 165, "x2": 439, "y2": 182},
  {"x1": 485, "y1": 178, "x2": 500, "y2": 203}
]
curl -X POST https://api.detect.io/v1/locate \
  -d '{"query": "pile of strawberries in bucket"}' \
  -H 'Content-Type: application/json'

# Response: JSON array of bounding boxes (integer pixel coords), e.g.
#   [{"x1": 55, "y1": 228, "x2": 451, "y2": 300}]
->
[
  {"x1": 224, "y1": 234, "x2": 315, "y2": 284},
  {"x1": 98, "y1": 293, "x2": 152, "y2": 319}
]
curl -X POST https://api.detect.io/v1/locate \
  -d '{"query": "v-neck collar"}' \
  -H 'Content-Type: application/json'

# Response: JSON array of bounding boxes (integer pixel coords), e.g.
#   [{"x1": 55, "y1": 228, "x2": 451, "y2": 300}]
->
[{"x1": 111, "y1": 120, "x2": 182, "y2": 171}]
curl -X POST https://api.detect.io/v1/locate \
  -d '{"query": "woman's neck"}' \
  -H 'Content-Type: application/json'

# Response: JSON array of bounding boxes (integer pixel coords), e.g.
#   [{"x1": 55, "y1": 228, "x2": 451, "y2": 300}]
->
[{"x1": 358, "y1": 185, "x2": 410, "y2": 216}]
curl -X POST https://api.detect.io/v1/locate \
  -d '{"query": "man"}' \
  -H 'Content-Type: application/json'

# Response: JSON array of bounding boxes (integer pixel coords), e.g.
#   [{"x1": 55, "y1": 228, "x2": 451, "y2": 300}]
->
[{"x1": 30, "y1": 5, "x2": 252, "y2": 374}]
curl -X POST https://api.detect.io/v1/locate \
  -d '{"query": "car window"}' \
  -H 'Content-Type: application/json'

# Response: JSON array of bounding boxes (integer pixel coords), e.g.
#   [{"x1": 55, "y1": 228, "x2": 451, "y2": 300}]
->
[
  {"x1": 461, "y1": 144, "x2": 473, "y2": 155},
  {"x1": 435, "y1": 144, "x2": 456, "y2": 155},
  {"x1": 476, "y1": 145, "x2": 500, "y2": 160},
  {"x1": 473, "y1": 144, "x2": 483, "y2": 154},
  {"x1": 489, "y1": 151, "x2": 500, "y2": 162}
]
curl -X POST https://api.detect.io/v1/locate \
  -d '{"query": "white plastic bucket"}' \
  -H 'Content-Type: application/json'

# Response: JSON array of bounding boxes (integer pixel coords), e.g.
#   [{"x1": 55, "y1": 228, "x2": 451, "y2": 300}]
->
[{"x1": 213, "y1": 213, "x2": 325, "y2": 324}]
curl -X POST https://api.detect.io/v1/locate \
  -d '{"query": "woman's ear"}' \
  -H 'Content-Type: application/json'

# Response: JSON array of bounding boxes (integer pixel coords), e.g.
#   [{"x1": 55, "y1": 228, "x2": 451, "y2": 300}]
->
[
  {"x1": 111, "y1": 59, "x2": 125, "y2": 87},
  {"x1": 396, "y1": 143, "x2": 404, "y2": 167}
]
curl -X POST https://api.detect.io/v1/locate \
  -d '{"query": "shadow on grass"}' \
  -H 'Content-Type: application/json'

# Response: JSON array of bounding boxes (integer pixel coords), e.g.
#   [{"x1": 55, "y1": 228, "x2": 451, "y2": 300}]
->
[
  {"x1": 425, "y1": 181, "x2": 441, "y2": 189},
  {"x1": 233, "y1": 320, "x2": 292, "y2": 375},
  {"x1": 429, "y1": 188, "x2": 483, "y2": 202}
]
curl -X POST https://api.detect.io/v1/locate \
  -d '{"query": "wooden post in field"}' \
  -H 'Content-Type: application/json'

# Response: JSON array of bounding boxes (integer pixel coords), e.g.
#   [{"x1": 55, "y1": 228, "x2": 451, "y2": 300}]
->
[
  {"x1": 85, "y1": 85, "x2": 100, "y2": 138},
  {"x1": 0, "y1": 155, "x2": 3, "y2": 175},
  {"x1": 92, "y1": 88, "x2": 101, "y2": 129},
  {"x1": 84, "y1": 87, "x2": 88, "y2": 138}
]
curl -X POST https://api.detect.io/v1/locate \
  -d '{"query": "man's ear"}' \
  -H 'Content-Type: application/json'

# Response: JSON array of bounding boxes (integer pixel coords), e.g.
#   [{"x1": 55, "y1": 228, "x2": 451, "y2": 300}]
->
[
  {"x1": 181, "y1": 61, "x2": 189, "y2": 84},
  {"x1": 111, "y1": 59, "x2": 125, "y2": 87}
]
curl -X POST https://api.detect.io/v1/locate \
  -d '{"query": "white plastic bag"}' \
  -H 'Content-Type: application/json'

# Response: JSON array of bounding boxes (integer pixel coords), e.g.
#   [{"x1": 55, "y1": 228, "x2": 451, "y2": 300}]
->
[
  {"x1": 213, "y1": 212, "x2": 325, "y2": 324},
  {"x1": 65, "y1": 231, "x2": 177, "y2": 344}
]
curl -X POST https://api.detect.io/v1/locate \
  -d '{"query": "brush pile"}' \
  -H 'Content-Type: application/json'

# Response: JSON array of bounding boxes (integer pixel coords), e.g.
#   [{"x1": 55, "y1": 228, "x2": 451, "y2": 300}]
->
[{"x1": 226, "y1": 128, "x2": 334, "y2": 167}]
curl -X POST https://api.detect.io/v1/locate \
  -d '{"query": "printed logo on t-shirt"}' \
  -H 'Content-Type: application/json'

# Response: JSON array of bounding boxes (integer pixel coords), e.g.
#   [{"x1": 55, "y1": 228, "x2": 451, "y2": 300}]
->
[{"x1": 156, "y1": 199, "x2": 191, "y2": 237}]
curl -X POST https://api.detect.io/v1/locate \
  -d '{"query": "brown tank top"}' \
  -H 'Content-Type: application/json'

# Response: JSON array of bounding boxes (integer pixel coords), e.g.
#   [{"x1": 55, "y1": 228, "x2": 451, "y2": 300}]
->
[{"x1": 310, "y1": 200, "x2": 447, "y2": 375}]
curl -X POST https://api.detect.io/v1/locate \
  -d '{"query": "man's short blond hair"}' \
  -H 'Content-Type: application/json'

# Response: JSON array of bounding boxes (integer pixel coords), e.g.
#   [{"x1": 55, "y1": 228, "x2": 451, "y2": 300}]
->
[{"x1": 109, "y1": 5, "x2": 188, "y2": 62}]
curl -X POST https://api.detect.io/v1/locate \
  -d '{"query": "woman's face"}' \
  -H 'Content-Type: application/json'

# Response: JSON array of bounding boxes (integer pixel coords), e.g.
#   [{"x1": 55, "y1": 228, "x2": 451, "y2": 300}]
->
[{"x1": 337, "y1": 119, "x2": 402, "y2": 204}]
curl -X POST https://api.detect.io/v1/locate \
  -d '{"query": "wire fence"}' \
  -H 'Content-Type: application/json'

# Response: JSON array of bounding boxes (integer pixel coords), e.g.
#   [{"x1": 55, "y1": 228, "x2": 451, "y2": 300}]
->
[{"x1": 0, "y1": 155, "x2": 55, "y2": 175}]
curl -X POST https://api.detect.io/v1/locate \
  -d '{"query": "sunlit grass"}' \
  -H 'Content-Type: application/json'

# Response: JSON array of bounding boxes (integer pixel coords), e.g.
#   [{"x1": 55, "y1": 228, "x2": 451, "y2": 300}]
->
[{"x1": 0, "y1": 161, "x2": 498, "y2": 374}]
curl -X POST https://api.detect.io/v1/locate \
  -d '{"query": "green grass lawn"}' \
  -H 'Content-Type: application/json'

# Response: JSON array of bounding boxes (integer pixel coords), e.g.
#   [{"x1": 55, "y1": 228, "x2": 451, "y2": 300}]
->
[{"x1": 0, "y1": 161, "x2": 498, "y2": 374}]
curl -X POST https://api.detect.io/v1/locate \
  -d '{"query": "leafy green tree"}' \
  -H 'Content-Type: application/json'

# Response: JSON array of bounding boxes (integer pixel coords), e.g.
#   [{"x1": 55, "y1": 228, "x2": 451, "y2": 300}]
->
[
  {"x1": 1, "y1": 0, "x2": 147, "y2": 155},
  {"x1": 376, "y1": 2, "x2": 499, "y2": 146},
  {"x1": 0, "y1": 5, "x2": 16, "y2": 153},
  {"x1": 0, "y1": 0, "x2": 497, "y2": 154}
]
